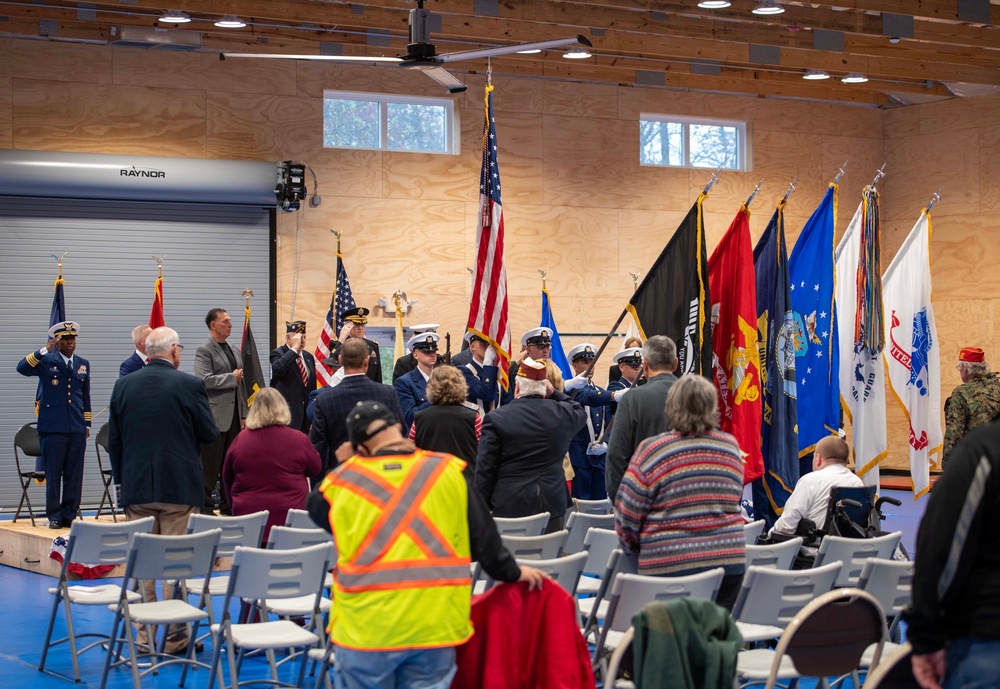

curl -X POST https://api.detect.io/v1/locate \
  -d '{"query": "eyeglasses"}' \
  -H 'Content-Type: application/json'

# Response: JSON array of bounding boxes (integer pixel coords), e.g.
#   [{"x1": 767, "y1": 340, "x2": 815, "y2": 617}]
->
[
  {"x1": 174, "y1": 344, "x2": 185, "y2": 351},
  {"x1": 530, "y1": 343, "x2": 552, "y2": 350}
]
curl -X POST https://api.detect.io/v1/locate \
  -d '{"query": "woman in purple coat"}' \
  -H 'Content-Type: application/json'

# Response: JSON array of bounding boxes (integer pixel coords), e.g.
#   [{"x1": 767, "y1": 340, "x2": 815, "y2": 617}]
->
[{"x1": 222, "y1": 387, "x2": 322, "y2": 542}]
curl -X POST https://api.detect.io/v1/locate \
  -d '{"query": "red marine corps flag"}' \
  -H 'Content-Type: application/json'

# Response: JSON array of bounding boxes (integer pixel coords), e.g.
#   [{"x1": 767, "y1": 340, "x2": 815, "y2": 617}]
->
[
  {"x1": 708, "y1": 205, "x2": 765, "y2": 484},
  {"x1": 466, "y1": 82, "x2": 512, "y2": 389}
]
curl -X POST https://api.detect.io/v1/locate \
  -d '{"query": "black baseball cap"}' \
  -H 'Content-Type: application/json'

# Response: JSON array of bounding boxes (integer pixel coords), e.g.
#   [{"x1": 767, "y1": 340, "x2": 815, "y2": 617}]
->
[{"x1": 346, "y1": 401, "x2": 399, "y2": 448}]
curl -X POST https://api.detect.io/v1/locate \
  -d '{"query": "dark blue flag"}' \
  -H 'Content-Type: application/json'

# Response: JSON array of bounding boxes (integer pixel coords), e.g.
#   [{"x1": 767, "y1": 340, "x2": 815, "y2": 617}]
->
[
  {"x1": 751, "y1": 203, "x2": 799, "y2": 528},
  {"x1": 35, "y1": 277, "x2": 67, "y2": 473},
  {"x1": 788, "y1": 184, "x2": 840, "y2": 461},
  {"x1": 541, "y1": 288, "x2": 572, "y2": 379}
]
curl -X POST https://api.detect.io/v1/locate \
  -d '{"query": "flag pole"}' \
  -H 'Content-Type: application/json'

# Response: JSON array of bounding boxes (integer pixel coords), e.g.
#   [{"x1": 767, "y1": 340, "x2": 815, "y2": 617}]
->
[
  {"x1": 703, "y1": 166, "x2": 723, "y2": 195},
  {"x1": 926, "y1": 187, "x2": 944, "y2": 212},
  {"x1": 834, "y1": 160, "x2": 848, "y2": 185},
  {"x1": 152, "y1": 255, "x2": 164, "y2": 279},
  {"x1": 51, "y1": 252, "x2": 67, "y2": 280},
  {"x1": 871, "y1": 163, "x2": 887, "y2": 188},
  {"x1": 744, "y1": 178, "x2": 765, "y2": 208},
  {"x1": 243, "y1": 287, "x2": 253, "y2": 312},
  {"x1": 330, "y1": 229, "x2": 342, "y2": 339},
  {"x1": 538, "y1": 269, "x2": 547, "y2": 291},
  {"x1": 782, "y1": 176, "x2": 798, "y2": 204}
]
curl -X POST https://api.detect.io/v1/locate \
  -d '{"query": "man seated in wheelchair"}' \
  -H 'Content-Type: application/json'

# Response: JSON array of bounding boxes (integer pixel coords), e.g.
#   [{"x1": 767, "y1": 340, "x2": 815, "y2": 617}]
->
[{"x1": 766, "y1": 436, "x2": 864, "y2": 544}]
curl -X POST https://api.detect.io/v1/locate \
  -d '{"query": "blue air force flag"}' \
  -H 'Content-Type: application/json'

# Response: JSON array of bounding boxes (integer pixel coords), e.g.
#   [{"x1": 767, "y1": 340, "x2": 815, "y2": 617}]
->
[
  {"x1": 882, "y1": 210, "x2": 942, "y2": 498},
  {"x1": 541, "y1": 288, "x2": 572, "y2": 379},
  {"x1": 788, "y1": 184, "x2": 840, "y2": 458}
]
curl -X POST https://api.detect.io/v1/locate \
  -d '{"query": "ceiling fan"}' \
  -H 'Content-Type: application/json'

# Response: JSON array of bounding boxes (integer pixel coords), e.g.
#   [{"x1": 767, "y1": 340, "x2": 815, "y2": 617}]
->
[{"x1": 220, "y1": 0, "x2": 592, "y2": 94}]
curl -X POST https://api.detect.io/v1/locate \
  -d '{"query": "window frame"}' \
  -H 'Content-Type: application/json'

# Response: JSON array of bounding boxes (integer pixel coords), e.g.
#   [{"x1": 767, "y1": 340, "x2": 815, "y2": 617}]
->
[
  {"x1": 323, "y1": 89, "x2": 460, "y2": 155},
  {"x1": 639, "y1": 113, "x2": 750, "y2": 171}
]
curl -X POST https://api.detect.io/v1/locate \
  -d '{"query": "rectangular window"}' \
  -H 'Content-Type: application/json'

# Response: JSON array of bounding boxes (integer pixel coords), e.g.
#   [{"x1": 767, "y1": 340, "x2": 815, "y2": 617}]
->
[
  {"x1": 324, "y1": 90, "x2": 458, "y2": 154},
  {"x1": 640, "y1": 115, "x2": 748, "y2": 171}
]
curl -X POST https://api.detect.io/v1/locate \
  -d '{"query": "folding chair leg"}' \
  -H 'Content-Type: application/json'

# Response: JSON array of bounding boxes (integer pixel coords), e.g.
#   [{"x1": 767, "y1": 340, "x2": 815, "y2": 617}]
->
[
  {"x1": 99, "y1": 611, "x2": 124, "y2": 689},
  {"x1": 62, "y1": 592, "x2": 83, "y2": 681},
  {"x1": 38, "y1": 589, "x2": 62, "y2": 674}
]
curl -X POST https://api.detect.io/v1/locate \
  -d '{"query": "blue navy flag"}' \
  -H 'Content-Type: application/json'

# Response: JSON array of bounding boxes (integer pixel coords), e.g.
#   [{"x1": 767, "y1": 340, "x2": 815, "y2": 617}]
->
[
  {"x1": 541, "y1": 288, "x2": 572, "y2": 379},
  {"x1": 788, "y1": 184, "x2": 840, "y2": 459},
  {"x1": 752, "y1": 202, "x2": 799, "y2": 526},
  {"x1": 315, "y1": 252, "x2": 358, "y2": 387},
  {"x1": 35, "y1": 276, "x2": 67, "y2": 473}
]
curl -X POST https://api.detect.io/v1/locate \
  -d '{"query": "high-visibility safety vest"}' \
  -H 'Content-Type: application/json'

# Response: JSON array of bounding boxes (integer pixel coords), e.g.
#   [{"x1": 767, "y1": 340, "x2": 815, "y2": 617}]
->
[{"x1": 318, "y1": 449, "x2": 473, "y2": 651}]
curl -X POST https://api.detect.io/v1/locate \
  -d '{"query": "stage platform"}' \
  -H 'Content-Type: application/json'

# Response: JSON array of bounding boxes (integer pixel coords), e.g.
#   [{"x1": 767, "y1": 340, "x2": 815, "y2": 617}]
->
[{"x1": 0, "y1": 514, "x2": 232, "y2": 579}]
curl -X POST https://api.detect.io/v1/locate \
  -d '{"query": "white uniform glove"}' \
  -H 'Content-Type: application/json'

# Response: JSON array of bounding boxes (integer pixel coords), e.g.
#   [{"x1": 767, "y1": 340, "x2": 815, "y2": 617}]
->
[
  {"x1": 564, "y1": 373, "x2": 588, "y2": 391},
  {"x1": 483, "y1": 345, "x2": 498, "y2": 366},
  {"x1": 339, "y1": 323, "x2": 354, "y2": 342},
  {"x1": 613, "y1": 387, "x2": 630, "y2": 402}
]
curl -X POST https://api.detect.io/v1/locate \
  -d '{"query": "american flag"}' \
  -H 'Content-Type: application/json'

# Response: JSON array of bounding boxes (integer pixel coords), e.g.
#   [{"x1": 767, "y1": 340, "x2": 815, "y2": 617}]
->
[
  {"x1": 467, "y1": 84, "x2": 512, "y2": 389},
  {"x1": 314, "y1": 252, "x2": 357, "y2": 387}
]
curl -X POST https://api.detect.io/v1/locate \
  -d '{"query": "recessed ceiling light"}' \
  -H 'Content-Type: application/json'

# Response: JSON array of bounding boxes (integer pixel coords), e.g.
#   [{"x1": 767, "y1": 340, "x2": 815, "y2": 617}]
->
[
  {"x1": 214, "y1": 15, "x2": 247, "y2": 29},
  {"x1": 159, "y1": 10, "x2": 191, "y2": 24},
  {"x1": 563, "y1": 46, "x2": 592, "y2": 59},
  {"x1": 841, "y1": 72, "x2": 869, "y2": 83},
  {"x1": 516, "y1": 48, "x2": 542, "y2": 54},
  {"x1": 698, "y1": 0, "x2": 732, "y2": 8},
  {"x1": 752, "y1": 0, "x2": 785, "y2": 15},
  {"x1": 803, "y1": 69, "x2": 830, "y2": 80}
]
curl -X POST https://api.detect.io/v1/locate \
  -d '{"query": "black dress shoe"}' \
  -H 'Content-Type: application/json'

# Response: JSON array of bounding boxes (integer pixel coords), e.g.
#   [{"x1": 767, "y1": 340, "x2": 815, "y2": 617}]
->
[
  {"x1": 48, "y1": 520, "x2": 62, "y2": 529},
  {"x1": 61, "y1": 519, "x2": 73, "y2": 528}
]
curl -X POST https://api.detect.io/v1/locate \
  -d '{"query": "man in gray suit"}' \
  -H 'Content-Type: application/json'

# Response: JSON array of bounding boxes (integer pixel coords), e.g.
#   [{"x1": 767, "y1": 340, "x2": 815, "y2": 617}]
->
[
  {"x1": 194, "y1": 307, "x2": 246, "y2": 514},
  {"x1": 605, "y1": 335, "x2": 679, "y2": 503}
]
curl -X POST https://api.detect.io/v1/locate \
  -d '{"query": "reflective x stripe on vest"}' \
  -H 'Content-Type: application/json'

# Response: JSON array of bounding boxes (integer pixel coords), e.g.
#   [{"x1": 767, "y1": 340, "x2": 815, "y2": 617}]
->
[{"x1": 331, "y1": 455, "x2": 470, "y2": 591}]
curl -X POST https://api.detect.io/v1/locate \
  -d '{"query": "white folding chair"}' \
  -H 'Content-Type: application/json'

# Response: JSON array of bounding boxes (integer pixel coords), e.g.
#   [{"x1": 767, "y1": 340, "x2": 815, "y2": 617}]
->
[
  {"x1": 744, "y1": 520, "x2": 765, "y2": 544},
  {"x1": 814, "y1": 532, "x2": 903, "y2": 587},
  {"x1": 736, "y1": 588, "x2": 887, "y2": 689},
  {"x1": 516, "y1": 552, "x2": 588, "y2": 596},
  {"x1": 574, "y1": 498, "x2": 612, "y2": 515},
  {"x1": 580, "y1": 548, "x2": 638, "y2": 640},
  {"x1": 501, "y1": 530, "x2": 568, "y2": 560},
  {"x1": 856, "y1": 558, "x2": 914, "y2": 666},
  {"x1": 745, "y1": 537, "x2": 803, "y2": 570},
  {"x1": 731, "y1": 560, "x2": 843, "y2": 644},
  {"x1": 207, "y1": 543, "x2": 334, "y2": 689},
  {"x1": 493, "y1": 512, "x2": 550, "y2": 537},
  {"x1": 284, "y1": 508, "x2": 320, "y2": 530},
  {"x1": 861, "y1": 641, "x2": 915, "y2": 689},
  {"x1": 562, "y1": 512, "x2": 616, "y2": 555},
  {"x1": 577, "y1": 527, "x2": 619, "y2": 596},
  {"x1": 594, "y1": 568, "x2": 725, "y2": 681},
  {"x1": 100, "y1": 529, "x2": 223, "y2": 689},
  {"x1": 39, "y1": 517, "x2": 155, "y2": 681},
  {"x1": 264, "y1": 527, "x2": 334, "y2": 642}
]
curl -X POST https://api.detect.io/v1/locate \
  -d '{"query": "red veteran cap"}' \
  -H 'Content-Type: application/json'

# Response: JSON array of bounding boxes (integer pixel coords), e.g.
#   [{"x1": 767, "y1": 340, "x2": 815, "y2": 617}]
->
[
  {"x1": 959, "y1": 347, "x2": 985, "y2": 363},
  {"x1": 517, "y1": 358, "x2": 547, "y2": 381}
]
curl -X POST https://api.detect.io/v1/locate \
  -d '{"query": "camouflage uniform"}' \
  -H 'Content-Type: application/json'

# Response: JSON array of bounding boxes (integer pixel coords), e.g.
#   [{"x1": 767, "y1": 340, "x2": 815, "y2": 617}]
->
[{"x1": 943, "y1": 372, "x2": 1000, "y2": 466}]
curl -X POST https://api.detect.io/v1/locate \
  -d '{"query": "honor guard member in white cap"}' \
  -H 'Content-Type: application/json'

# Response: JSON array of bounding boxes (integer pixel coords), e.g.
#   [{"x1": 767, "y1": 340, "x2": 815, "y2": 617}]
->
[
  {"x1": 17, "y1": 321, "x2": 92, "y2": 529},
  {"x1": 393, "y1": 332, "x2": 441, "y2": 429},
  {"x1": 339, "y1": 307, "x2": 383, "y2": 384},
  {"x1": 270, "y1": 320, "x2": 317, "y2": 433},
  {"x1": 459, "y1": 332, "x2": 502, "y2": 414},
  {"x1": 500, "y1": 326, "x2": 554, "y2": 406},
  {"x1": 392, "y1": 324, "x2": 439, "y2": 383},
  {"x1": 563, "y1": 343, "x2": 619, "y2": 500},
  {"x1": 609, "y1": 347, "x2": 644, "y2": 397}
]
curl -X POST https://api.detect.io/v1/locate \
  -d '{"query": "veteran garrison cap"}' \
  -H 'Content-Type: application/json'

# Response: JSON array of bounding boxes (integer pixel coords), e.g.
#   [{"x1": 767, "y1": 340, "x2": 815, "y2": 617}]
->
[
  {"x1": 520, "y1": 327, "x2": 553, "y2": 348},
  {"x1": 407, "y1": 332, "x2": 440, "y2": 352},
  {"x1": 343, "y1": 307, "x2": 369, "y2": 325},
  {"x1": 568, "y1": 343, "x2": 597, "y2": 363},
  {"x1": 959, "y1": 347, "x2": 986, "y2": 363},
  {"x1": 285, "y1": 320, "x2": 307, "y2": 334},
  {"x1": 48, "y1": 321, "x2": 80, "y2": 339},
  {"x1": 517, "y1": 357, "x2": 547, "y2": 381}
]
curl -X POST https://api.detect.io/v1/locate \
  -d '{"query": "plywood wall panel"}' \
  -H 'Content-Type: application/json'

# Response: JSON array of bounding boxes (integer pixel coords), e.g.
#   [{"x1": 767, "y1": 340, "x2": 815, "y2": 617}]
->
[
  {"x1": 0, "y1": 78, "x2": 11, "y2": 148},
  {"x1": 113, "y1": 50, "x2": 297, "y2": 96},
  {"x1": 542, "y1": 80, "x2": 619, "y2": 119},
  {"x1": 883, "y1": 106, "x2": 921, "y2": 140},
  {"x1": 206, "y1": 92, "x2": 321, "y2": 161},
  {"x1": 979, "y1": 124, "x2": 1000, "y2": 213},
  {"x1": 883, "y1": 130, "x2": 979, "y2": 220},
  {"x1": 912, "y1": 93, "x2": 1000, "y2": 137},
  {"x1": 12, "y1": 80, "x2": 206, "y2": 156},
  {"x1": 617, "y1": 206, "x2": 689, "y2": 299},
  {"x1": 304, "y1": 149, "x2": 384, "y2": 199},
  {"x1": 0, "y1": 39, "x2": 110, "y2": 84},
  {"x1": 464, "y1": 74, "x2": 544, "y2": 115}
]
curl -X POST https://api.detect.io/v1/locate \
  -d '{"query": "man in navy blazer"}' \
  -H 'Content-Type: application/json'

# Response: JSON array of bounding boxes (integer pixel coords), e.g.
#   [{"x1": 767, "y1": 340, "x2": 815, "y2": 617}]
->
[
  {"x1": 393, "y1": 332, "x2": 440, "y2": 429},
  {"x1": 108, "y1": 326, "x2": 219, "y2": 655},
  {"x1": 310, "y1": 338, "x2": 403, "y2": 479},
  {"x1": 269, "y1": 320, "x2": 316, "y2": 432},
  {"x1": 16, "y1": 321, "x2": 92, "y2": 529},
  {"x1": 118, "y1": 324, "x2": 151, "y2": 377}
]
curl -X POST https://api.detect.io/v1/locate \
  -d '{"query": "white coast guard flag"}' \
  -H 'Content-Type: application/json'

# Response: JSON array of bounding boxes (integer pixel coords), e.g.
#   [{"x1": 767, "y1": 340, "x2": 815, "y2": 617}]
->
[
  {"x1": 882, "y1": 210, "x2": 942, "y2": 497},
  {"x1": 835, "y1": 202, "x2": 888, "y2": 488}
]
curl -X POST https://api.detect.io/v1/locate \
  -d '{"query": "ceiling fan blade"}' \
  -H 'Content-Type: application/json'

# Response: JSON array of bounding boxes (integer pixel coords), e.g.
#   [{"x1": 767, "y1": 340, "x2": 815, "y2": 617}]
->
[
  {"x1": 438, "y1": 35, "x2": 591, "y2": 63},
  {"x1": 220, "y1": 52, "x2": 403, "y2": 64},
  {"x1": 415, "y1": 66, "x2": 468, "y2": 94}
]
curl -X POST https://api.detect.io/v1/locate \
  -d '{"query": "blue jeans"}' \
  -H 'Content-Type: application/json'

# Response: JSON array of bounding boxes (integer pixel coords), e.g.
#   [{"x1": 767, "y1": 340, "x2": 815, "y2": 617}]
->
[
  {"x1": 944, "y1": 638, "x2": 1000, "y2": 689},
  {"x1": 334, "y1": 646, "x2": 456, "y2": 689}
]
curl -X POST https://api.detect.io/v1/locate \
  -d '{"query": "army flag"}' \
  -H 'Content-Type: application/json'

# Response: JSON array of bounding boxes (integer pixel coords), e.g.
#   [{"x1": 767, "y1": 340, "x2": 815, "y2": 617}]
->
[
  {"x1": 467, "y1": 83, "x2": 512, "y2": 390},
  {"x1": 882, "y1": 209, "x2": 942, "y2": 497},
  {"x1": 541, "y1": 288, "x2": 572, "y2": 379},
  {"x1": 241, "y1": 306, "x2": 266, "y2": 408},
  {"x1": 315, "y1": 252, "x2": 358, "y2": 387},
  {"x1": 836, "y1": 194, "x2": 887, "y2": 488},
  {"x1": 148, "y1": 276, "x2": 165, "y2": 329},
  {"x1": 709, "y1": 205, "x2": 764, "y2": 484},
  {"x1": 626, "y1": 193, "x2": 712, "y2": 377},
  {"x1": 752, "y1": 202, "x2": 799, "y2": 523},
  {"x1": 788, "y1": 184, "x2": 840, "y2": 459}
]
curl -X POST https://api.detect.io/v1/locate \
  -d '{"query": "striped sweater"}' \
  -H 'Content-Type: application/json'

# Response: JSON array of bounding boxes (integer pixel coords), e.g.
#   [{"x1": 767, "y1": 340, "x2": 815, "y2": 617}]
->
[{"x1": 615, "y1": 430, "x2": 746, "y2": 576}]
